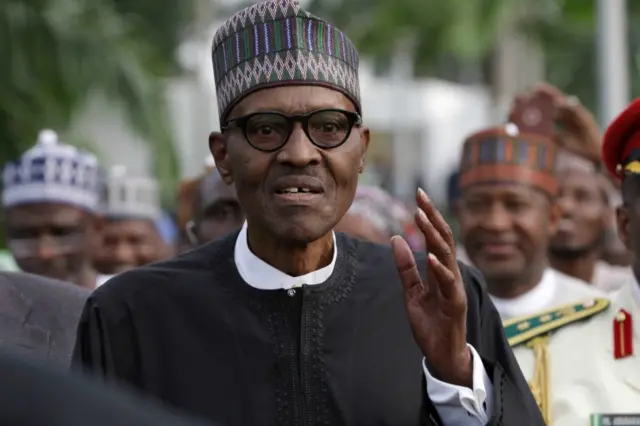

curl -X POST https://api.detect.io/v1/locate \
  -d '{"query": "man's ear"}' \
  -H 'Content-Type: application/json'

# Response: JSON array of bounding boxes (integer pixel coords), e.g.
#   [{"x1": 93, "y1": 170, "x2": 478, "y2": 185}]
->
[
  {"x1": 358, "y1": 126, "x2": 370, "y2": 173},
  {"x1": 209, "y1": 131, "x2": 233, "y2": 184},
  {"x1": 616, "y1": 205, "x2": 631, "y2": 250}
]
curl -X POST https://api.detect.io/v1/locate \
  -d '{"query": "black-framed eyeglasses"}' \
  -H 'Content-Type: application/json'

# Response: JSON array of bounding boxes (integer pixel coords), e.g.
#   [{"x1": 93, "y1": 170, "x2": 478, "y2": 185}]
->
[{"x1": 221, "y1": 108, "x2": 362, "y2": 152}]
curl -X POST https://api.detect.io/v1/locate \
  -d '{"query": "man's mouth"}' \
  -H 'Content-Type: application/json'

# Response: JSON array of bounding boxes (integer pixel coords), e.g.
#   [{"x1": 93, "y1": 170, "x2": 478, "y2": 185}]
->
[
  {"x1": 275, "y1": 187, "x2": 321, "y2": 194},
  {"x1": 272, "y1": 176, "x2": 325, "y2": 201}
]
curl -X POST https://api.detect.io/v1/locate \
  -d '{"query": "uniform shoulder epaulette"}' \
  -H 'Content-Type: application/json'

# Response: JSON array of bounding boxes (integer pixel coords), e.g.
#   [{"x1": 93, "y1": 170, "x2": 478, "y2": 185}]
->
[{"x1": 503, "y1": 298, "x2": 610, "y2": 348}]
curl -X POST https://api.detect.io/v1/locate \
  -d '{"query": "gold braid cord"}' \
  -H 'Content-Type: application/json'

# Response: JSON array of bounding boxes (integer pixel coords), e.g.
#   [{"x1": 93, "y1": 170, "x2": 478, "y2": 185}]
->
[{"x1": 526, "y1": 335, "x2": 551, "y2": 425}]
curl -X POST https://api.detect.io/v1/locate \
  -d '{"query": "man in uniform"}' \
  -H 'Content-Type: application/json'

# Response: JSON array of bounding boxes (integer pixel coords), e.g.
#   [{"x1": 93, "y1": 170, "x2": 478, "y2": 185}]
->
[
  {"x1": 0, "y1": 271, "x2": 88, "y2": 364},
  {"x1": 455, "y1": 123, "x2": 608, "y2": 422},
  {"x1": 2, "y1": 130, "x2": 102, "y2": 289},
  {"x1": 72, "y1": 1, "x2": 543, "y2": 425},
  {"x1": 94, "y1": 166, "x2": 168, "y2": 277},
  {"x1": 185, "y1": 169, "x2": 243, "y2": 245},
  {"x1": 500, "y1": 99, "x2": 640, "y2": 426}
]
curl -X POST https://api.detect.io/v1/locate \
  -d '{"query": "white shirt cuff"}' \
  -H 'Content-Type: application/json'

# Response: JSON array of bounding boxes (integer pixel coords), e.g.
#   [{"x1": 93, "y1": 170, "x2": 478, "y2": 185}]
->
[{"x1": 422, "y1": 344, "x2": 493, "y2": 425}]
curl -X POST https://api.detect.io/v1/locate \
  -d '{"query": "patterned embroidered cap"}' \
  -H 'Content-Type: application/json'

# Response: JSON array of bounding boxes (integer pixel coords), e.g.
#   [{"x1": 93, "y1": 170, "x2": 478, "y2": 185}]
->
[
  {"x1": 100, "y1": 165, "x2": 160, "y2": 221},
  {"x1": 2, "y1": 129, "x2": 100, "y2": 211},
  {"x1": 459, "y1": 124, "x2": 558, "y2": 196},
  {"x1": 211, "y1": 0, "x2": 361, "y2": 124}
]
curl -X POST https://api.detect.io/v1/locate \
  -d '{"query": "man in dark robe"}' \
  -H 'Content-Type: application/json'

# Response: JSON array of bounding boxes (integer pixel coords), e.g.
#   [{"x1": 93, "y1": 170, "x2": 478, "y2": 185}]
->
[
  {"x1": 72, "y1": 1, "x2": 543, "y2": 425},
  {"x1": 185, "y1": 169, "x2": 244, "y2": 245},
  {"x1": 0, "y1": 271, "x2": 88, "y2": 364}
]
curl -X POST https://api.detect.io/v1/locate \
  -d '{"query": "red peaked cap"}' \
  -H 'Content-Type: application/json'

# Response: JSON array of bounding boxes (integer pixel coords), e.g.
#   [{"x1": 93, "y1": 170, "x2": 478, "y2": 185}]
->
[{"x1": 602, "y1": 98, "x2": 640, "y2": 178}]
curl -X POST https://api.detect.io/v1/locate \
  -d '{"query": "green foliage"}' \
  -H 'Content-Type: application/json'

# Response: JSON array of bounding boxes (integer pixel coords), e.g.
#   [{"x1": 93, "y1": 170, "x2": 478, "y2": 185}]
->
[
  {"x1": 307, "y1": 0, "x2": 517, "y2": 75},
  {"x1": 0, "y1": 0, "x2": 195, "y2": 205},
  {"x1": 305, "y1": 0, "x2": 640, "y2": 117},
  {"x1": 522, "y1": 0, "x2": 640, "y2": 117}
]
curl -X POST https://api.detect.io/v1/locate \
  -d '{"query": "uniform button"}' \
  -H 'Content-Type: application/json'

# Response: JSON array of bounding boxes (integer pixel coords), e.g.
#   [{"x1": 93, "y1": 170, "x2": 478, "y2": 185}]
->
[{"x1": 287, "y1": 288, "x2": 296, "y2": 297}]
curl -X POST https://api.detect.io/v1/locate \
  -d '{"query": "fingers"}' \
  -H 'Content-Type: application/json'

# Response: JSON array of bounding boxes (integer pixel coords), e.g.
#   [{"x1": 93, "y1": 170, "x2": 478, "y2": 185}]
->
[
  {"x1": 391, "y1": 235, "x2": 427, "y2": 296},
  {"x1": 427, "y1": 253, "x2": 457, "y2": 299},
  {"x1": 414, "y1": 208, "x2": 449, "y2": 263},
  {"x1": 415, "y1": 189, "x2": 456, "y2": 268},
  {"x1": 533, "y1": 82, "x2": 565, "y2": 101}
]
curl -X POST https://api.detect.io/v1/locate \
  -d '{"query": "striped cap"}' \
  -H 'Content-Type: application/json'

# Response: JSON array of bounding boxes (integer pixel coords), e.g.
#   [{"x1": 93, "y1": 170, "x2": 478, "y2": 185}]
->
[
  {"x1": 211, "y1": 0, "x2": 360, "y2": 124},
  {"x1": 459, "y1": 124, "x2": 558, "y2": 196}
]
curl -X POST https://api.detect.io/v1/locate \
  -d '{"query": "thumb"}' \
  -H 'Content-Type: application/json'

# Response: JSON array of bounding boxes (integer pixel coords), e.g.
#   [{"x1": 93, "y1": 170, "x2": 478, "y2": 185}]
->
[{"x1": 391, "y1": 235, "x2": 425, "y2": 294}]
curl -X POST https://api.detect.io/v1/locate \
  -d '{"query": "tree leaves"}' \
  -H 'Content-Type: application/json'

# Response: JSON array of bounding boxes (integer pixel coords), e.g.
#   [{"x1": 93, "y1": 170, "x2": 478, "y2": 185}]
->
[{"x1": 0, "y1": 0, "x2": 193, "y2": 205}]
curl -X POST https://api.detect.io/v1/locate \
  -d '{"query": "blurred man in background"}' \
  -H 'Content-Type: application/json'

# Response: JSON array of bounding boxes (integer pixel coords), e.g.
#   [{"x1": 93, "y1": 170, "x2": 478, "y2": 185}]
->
[
  {"x1": 455, "y1": 122, "x2": 605, "y2": 422},
  {"x1": 176, "y1": 156, "x2": 217, "y2": 252},
  {"x1": 502, "y1": 97, "x2": 640, "y2": 426},
  {"x1": 549, "y1": 150, "x2": 630, "y2": 291},
  {"x1": 0, "y1": 271, "x2": 88, "y2": 364},
  {"x1": 94, "y1": 166, "x2": 168, "y2": 279},
  {"x1": 456, "y1": 123, "x2": 602, "y2": 321},
  {"x1": 523, "y1": 84, "x2": 632, "y2": 292},
  {"x1": 1, "y1": 130, "x2": 102, "y2": 289},
  {"x1": 335, "y1": 185, "x2": 424, "y2": 250},
  {"x1": 185, "y1": 169, "x2": 243, "y2": 246}
]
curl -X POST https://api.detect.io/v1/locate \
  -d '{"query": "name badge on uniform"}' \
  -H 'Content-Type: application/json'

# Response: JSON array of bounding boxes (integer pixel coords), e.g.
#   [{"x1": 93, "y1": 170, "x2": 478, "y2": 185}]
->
[{"x1": 590, "y1": 414, "x2": 640, "y2": 426}]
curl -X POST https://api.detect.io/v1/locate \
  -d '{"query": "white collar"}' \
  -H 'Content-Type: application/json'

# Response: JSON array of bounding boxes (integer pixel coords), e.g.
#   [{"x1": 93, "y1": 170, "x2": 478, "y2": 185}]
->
[
  {"x1": 234, "y1": 222, "x2": 337, "y2": 290},
  {"x1": 490, "y1": 269, "x2": 556, "y2": 320}
]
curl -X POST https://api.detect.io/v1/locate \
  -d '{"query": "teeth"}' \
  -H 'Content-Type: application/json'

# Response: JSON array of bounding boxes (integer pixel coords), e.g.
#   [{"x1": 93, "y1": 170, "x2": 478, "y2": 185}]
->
[{"x1": 281, "y1": 187, "x2": 311, "y2": 194}]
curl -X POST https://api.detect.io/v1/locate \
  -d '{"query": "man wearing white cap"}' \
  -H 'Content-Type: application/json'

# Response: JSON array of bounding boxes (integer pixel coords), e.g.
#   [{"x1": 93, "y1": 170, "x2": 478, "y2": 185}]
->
[
  {"x1": 94, "y1": 165, "x2": 168, "y2": 278},
  {"x1": 1, "y1": 130, "x2": 103, "y2": 289}
]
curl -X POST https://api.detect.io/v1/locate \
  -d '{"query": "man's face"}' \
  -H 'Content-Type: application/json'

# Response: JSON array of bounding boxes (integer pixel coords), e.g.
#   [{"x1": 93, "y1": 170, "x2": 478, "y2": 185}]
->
[
  {"x1": 95, "y1": 218, "x2": 164, "y2": 274},
  {"x1": 4, "y1": 203, "x2": 96, "y2": 281},
  {"x1": 549, "y1": 169, "x2": 607, "y2": 257},
  {"x1": 209, "y1": 86, "x2": 369, "y2": 244},
  {"x1": 458, "y1": 183, "x2": 559, "y2": 285},
  {"x1": 194, "y1": 174, "x2": 244, "y2": 243},
  {"x1": 616, "y1": 177, "x2": 640, "y2": 273}
]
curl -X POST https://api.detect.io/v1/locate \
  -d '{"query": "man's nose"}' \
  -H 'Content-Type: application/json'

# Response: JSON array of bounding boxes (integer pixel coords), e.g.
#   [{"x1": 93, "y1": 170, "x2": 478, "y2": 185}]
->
[
  {"x1": 35, "y1": 235, "x2": 59, "y2": 260},
  {"x1": 113, "y1": 243, "x2": 135, "y2": 263},
  {"x1": 557, "y1": 194, "x2": 575, "y2": 217},
  {"x1": 276, "y1": 124, "x2": 321, "y2": 167},
  {"x1": 483, "y1": 205, "x2": 513, "y2": 231}
]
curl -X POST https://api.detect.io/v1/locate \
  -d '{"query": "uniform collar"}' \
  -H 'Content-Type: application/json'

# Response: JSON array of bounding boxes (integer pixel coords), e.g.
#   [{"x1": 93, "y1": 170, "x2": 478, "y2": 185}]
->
[
  {"x1": 490, "y1": 269, "x2": 556, "y2": 320},
  {"x1": 234, "y1": 222, "x2": 337, "y2": 290}
]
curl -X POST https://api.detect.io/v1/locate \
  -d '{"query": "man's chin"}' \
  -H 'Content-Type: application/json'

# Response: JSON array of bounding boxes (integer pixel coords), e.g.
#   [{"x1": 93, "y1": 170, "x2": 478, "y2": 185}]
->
[
  {"x1": 549, "y1": 244, "x2": 591, "y2": 260},
  {"x1": 473, "y1": 259, "x2": 523, "y2": 281}
]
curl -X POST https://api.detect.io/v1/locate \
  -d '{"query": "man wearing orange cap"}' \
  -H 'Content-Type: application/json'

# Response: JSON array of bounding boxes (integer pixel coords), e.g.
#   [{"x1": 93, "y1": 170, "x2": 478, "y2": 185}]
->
[
  {"x1": 455, "y1": 122, "x2": 607, "y2": 423},
  {"x1": 472, "y1": 102, "x2": 640, "y2": 426}
]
